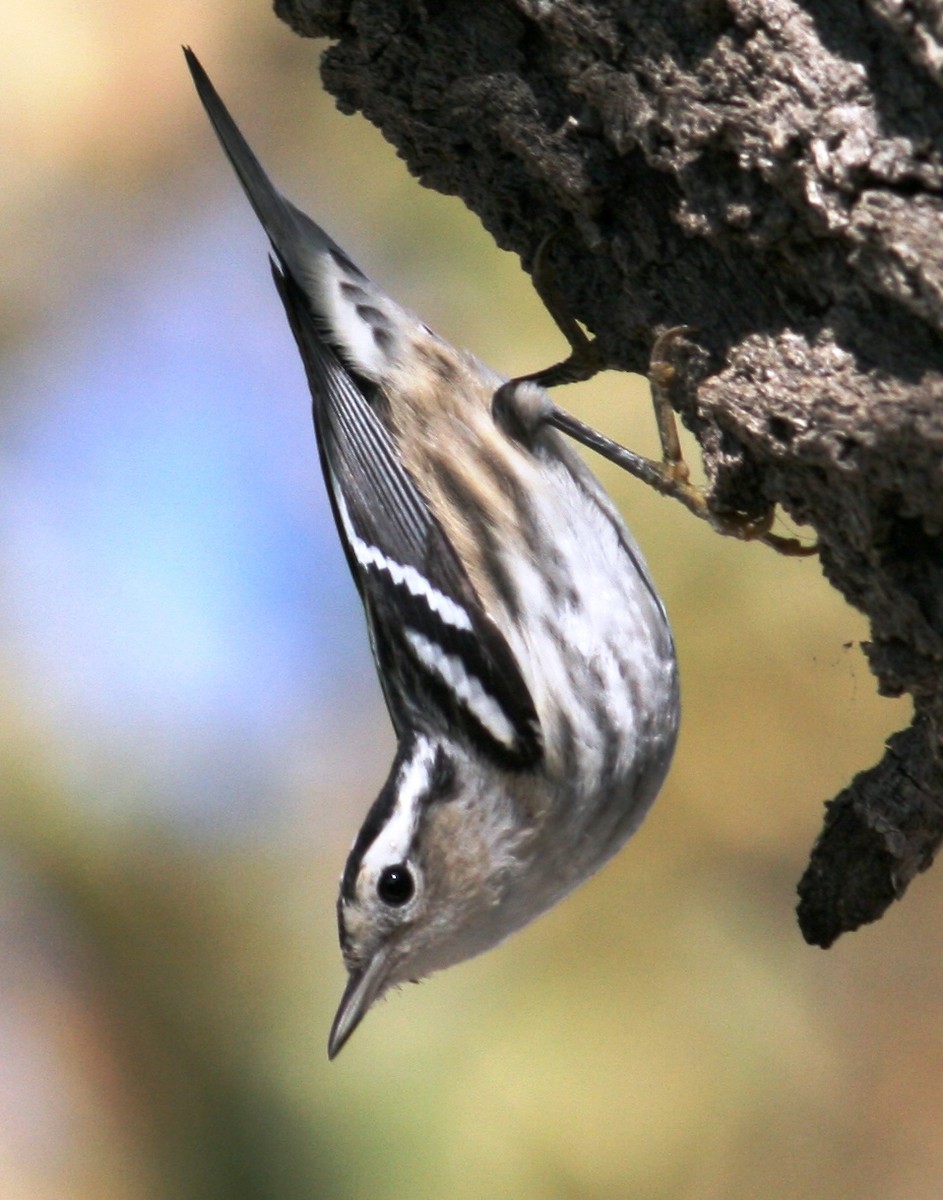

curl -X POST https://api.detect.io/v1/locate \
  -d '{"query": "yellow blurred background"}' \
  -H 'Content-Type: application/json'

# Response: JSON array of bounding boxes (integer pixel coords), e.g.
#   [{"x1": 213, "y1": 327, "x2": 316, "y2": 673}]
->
[{"x1": 1, "y1": 5, "x2": 938, "y2": 1199}]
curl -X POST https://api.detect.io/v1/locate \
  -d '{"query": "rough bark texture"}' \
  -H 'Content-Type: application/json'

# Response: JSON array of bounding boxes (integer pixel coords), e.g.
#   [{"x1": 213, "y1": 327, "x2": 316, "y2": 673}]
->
[{"x1": 273, "y1": 0, "x2": 943, "y2": 945}]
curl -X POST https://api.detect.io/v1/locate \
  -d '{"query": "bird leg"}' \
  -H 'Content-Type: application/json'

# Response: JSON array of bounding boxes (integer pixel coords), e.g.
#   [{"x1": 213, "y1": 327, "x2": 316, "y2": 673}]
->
[{"x1": 514, "y1": 235, "x2": 818, "y2": 557}]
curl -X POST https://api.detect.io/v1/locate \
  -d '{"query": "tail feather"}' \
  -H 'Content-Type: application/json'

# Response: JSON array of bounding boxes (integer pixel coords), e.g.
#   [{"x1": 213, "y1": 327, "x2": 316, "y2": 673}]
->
[
  {"x1": 183, "y1": 47, "x2": 342, "y2": 286},
  {"x1": 184, "y1": 47, "x2": 419, "y2": 382}
]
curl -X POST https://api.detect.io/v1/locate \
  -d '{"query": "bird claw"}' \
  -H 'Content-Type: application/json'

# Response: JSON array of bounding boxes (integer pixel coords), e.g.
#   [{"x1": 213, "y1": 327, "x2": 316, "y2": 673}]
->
[{"x1": 512, "y1": 251, "x2": 818, "y2": 557}]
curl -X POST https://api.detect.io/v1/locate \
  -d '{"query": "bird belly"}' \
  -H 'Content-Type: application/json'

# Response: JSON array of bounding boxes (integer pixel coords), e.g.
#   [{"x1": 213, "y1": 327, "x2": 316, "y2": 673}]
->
[{"x1": 499, "y1": 454, "x2": 679, "y2": 867}]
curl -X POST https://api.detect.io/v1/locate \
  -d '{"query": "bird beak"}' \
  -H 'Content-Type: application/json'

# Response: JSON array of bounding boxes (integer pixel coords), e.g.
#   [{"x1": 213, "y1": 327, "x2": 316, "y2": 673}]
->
[{"x1": 328, "y1": 948, "x2": 390, "y2": 1059}]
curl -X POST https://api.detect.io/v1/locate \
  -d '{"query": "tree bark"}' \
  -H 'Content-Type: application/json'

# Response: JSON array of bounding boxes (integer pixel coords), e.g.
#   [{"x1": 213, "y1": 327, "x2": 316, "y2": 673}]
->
[{"x1": 273, "y1": 0, "x2": 943, "y2": 945}]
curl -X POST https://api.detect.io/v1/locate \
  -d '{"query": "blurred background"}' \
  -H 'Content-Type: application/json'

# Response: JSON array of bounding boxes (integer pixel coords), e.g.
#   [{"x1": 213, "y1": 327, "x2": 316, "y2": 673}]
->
[{"x1": 1, "y1": 5, "x2": 939, "y2": 1199}]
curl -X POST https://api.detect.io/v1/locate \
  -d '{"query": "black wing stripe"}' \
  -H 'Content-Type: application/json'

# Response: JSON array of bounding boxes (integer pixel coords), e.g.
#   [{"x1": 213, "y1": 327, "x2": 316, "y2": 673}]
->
[
  {"x1": 271, "y1": 262, "x2": 542, "y2": 766},
  {"x1": 334, "y1": 482, "x2": 542, "y2": 765},
  {"x1": 331, "y1": 484, "x2": 472, "y2": 634}
]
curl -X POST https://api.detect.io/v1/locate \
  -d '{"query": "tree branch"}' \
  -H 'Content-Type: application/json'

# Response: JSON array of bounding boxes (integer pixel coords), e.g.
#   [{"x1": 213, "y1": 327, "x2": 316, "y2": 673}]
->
[{"x1": 274, "y1": 0, "x2": 943, "y2": 944}]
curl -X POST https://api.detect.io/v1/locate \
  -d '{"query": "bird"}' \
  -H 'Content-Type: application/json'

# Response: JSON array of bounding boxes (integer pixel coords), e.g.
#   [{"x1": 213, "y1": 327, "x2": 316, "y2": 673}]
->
[{"x1": 184, "y1": 48, "x2": 679, "y2": 1058}]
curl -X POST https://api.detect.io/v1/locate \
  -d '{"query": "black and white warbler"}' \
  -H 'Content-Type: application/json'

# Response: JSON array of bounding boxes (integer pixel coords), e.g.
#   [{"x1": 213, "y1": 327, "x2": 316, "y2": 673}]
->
[{"x1": 186, "y1": 50, "x2": 680, "y2": 1058}]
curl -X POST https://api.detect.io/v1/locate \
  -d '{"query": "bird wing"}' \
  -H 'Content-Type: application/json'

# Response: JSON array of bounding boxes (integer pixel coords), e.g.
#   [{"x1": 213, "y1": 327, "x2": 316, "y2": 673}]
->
[
  {"x1": 272, "y1": 263, "x2": 542, "y2": 768},
  {"x1": 185, "y1": 48, "x2": 541, "y2": 766}
]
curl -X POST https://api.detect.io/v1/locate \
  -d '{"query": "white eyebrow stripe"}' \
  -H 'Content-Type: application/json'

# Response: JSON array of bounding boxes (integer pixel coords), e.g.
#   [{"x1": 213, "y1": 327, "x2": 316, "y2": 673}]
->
[
  {"x1": 333, "y1": 489, "x2": 473, "y2": 632},
  {"x1": 361, "y1": 737, "x2": 436, "y2": 877},
  {"x1": 405, "y1": 629, "x2": 517, "y2": 749}
]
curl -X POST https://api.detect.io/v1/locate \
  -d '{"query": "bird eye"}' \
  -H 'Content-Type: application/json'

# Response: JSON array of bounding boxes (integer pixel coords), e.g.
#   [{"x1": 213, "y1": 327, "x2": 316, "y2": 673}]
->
[{"x1": 377, "y1": 863, "x2": 415, "y2": 906}]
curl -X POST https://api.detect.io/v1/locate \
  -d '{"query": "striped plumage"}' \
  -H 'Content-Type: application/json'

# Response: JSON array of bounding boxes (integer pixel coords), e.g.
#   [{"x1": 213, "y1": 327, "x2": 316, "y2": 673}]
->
[{"x1": 186, "y1": 49, "x2": 679, "y2": 1058}]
